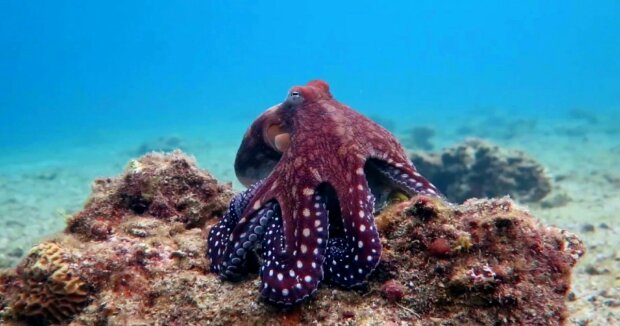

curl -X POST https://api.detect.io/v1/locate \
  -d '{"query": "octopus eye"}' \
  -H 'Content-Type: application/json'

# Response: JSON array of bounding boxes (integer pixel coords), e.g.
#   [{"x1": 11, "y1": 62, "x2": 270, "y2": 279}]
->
[{"x1": 286, "y1": 91, "x2": 304, "y2": 105}]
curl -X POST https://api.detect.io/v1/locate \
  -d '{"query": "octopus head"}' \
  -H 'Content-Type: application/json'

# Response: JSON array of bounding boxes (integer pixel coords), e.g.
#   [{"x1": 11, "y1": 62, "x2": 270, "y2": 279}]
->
[
  {"x1": 235, "y1": 80, "x2": 333, "y2": 187},
  {"x1": 283, "y1": 80, "x2": 332, "y2": 109}
]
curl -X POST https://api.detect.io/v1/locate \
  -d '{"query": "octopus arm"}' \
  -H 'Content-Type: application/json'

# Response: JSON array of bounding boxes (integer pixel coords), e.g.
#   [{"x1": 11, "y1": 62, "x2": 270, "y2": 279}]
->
[
  {"x1": 259, "y1": 189, "x2": 329, "y2": 305},
  {"x1": 325, "y1": 170, "x2": 382, "y2": 287},
  {"x1": 221, "y1": 200, "x2": 280, "y2": 280},
  {"x1": 207, "y1": 181, "x2": 263, "y2": 273},
  {"x1": 369, "y1": 157, "x2": 442, "y2": 198}
]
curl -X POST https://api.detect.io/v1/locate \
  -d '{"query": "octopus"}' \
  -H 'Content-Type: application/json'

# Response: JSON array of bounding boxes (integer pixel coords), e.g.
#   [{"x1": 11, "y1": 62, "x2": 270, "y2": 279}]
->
[{"x1": 207, "y1": 80, "x2": 441, "y2": 305}]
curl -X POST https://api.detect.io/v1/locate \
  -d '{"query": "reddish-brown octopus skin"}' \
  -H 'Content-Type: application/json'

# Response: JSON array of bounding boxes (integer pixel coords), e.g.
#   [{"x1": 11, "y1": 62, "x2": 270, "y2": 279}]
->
[{"x1": 207, "y1": 80, "x2": 440, "y2": 306}]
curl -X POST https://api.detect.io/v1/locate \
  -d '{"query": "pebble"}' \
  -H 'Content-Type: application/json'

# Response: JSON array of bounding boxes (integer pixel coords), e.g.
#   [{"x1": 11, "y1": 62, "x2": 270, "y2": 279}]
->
[
  {"x1": 428, "y1": 238, "x2": 452, "y2": 257},
  {"x1": 598, "y1": 223, "x2": 610, "y2": 230},
  {"x1": 381, "y1": 279, "x2": 405, "y2": 302},
  {"x1": 128, "y1": 228, "x2": 149, "y2": 237},
  {"x1": 7, "y1": 247, "x2": 23, "y2": 258},
  {"x1": 581, "y1": 224, "x2": 595, "y2": 233},
  {"x1": 585, "y1": 265, "x2": 610, "y2": 275}
]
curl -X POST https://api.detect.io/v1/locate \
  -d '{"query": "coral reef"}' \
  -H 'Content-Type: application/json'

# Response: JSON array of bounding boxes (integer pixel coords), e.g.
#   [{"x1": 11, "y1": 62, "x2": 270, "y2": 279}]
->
[
  {"x1": 567, "y1": 108, "x2": 599, "y2": 124},
  {"x1": 0, "y1": 151, "x2": 232, "y2": 325},
  {"x1": 372, "y1": 196, "x2": 583, "y2": 325},
  {"x1": 0, "y1": 151, "x2": 583, "y2": 325},
  {"x1": 410, "y1": 138, "x2": 552, "y2": 203},
  {"x1": 454, "y1": 110, "x2": 539, "y2": 141},
  {"x1": 133, "y1": 136, "x2": 187, "y2": 156},
  {"x1": 69, "y1": 150, "x2": 232, "y2": 234},
  {"x1": 404, "y1": 125, "x2": 436, "y2": 150}
]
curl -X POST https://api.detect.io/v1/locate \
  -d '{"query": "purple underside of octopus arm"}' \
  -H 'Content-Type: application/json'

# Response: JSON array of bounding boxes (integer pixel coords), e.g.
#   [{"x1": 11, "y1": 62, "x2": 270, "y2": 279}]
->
[
  {"x1": 207, "y1": 181, "x2": 263, "y2": 273},
  {"x1": 219, "y1": 201, "x2": 279, "y2": 279},
  {"x1": 372, "y1": 160, "x2": 442, "y2": 198}
]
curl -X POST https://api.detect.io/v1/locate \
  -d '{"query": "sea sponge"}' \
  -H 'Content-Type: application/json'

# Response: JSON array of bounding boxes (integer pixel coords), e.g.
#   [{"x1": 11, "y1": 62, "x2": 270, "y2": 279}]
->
[{"x1": 10, "y1": 242, "x2": 89, "y2": 323}]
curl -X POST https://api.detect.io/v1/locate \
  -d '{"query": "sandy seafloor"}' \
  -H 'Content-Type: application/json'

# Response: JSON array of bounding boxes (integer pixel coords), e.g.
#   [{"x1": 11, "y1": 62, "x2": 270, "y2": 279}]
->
[{"x1": 1, "y1": 109, "x2": 619, "y2": 325}]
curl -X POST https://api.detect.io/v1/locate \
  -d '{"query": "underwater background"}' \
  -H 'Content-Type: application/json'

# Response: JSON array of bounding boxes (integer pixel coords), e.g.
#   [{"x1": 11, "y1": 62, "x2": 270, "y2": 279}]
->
[{"x1": 1, "y1": 1, "x2": 619, "y2": 323}]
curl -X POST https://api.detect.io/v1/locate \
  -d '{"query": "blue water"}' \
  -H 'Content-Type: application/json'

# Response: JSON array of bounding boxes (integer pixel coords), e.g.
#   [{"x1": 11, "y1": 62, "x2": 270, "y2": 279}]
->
[
  {"x1": 2, "y1": 2, "x2": 620, "y2": 314},
  {"x1": 1, "y1": 0, "x2": 620, "y2": 286},
  {"x1": 2, "y1": 1, "x2": 619, "y2": 154}
]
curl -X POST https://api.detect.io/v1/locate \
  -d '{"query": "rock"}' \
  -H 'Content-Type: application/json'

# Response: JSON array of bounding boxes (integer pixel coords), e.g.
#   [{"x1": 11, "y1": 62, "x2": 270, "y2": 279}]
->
[
  {"x1": 341, "y1": 310, "x2": 355, "y2": 319},
  {"x1": 568, "y1": 292, "x2": 576, "y2": 301},
  {"x1": 581, "y1": 224, "x2": 595, "y2": 233},
  {"x1": 585, "y1": 265, "x2": 609, "y2": 275},
  {"x1": 568, "y1": 108, "x2": 599, "y2": 124},
  {"x1": 0, "y1": 152, "x2": 584, "y2": 326},
  {"x1": 541, "y1": 192, "x2": 572, "y2": 208},
  {"x1": 427, "y1": 238, "x2": 451, "y2": 257},
  {"x1": 404, "y1": 126, "x2": 436, "y2": 150},
  {"x1": 381, "y1": 280, "x2": 405, "y2": 303},
  {"x1": 6, "y1": 248, "x2": 22, "y2": 258},
  {"x1": 410, "y1": 138, "x2": 552, "y2": 203}
]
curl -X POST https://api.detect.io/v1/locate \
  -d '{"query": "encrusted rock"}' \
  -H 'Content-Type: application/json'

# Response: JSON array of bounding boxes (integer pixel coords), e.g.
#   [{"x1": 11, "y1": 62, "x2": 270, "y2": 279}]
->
[
  {"x1": 0, "y1": 151, "x2": 232, "y2": 325},
  {"x1": 410, "y1": 138, "x2": 552, "y2": 203},
  {"x1": 375, "y1": 196, "x2": 584, "y2": 325},
  {"x1": 67, "y1": 150, "x2": 232, "y2": 239},
  {"x1": 0, "y1": 152, "x2": 583, "y2": 325}
]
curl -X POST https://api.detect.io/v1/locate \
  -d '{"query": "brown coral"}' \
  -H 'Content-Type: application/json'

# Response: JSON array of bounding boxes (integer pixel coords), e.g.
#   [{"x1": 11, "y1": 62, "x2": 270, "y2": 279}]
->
[
  {"x1": 9, "y1": 242, "x2": 89, "y2": 323},
  {"x1": 0, "y1": 151, "x2": 583, "y2": 325}
]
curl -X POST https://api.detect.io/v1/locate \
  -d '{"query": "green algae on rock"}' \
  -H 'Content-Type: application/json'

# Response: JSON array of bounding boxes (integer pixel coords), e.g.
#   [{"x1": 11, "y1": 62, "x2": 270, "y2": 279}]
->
[{"x1": 0, "y1": 151, "x2": 583, "y2": 325}]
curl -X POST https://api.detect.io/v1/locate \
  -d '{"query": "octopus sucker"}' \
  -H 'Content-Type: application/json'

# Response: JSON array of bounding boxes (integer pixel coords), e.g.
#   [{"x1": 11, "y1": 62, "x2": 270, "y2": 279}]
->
[
  {"x1": 207, "y1": 80, "x2": 442, "y2": 305},
  {"x1": 221, "y1": 201, "x2": 278, "y2": 280},
  {"x1": 207, "y1": 181, "x2": 263, "y2": 274},
  {"x1": 366, "y1": 158, "x2": 441, "y2": 198}
]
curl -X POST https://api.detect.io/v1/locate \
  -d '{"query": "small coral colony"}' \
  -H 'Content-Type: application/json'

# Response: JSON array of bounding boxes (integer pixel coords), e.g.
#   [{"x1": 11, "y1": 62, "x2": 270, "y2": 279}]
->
[{"x1": 208, "y1": 80, "x2": 442, "y2": 305}]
